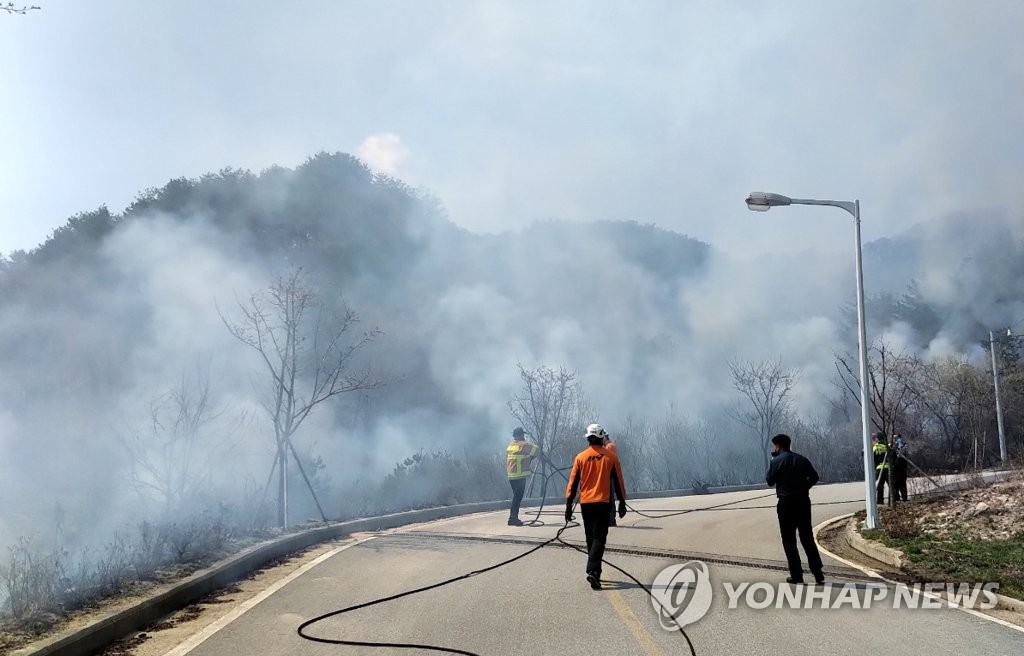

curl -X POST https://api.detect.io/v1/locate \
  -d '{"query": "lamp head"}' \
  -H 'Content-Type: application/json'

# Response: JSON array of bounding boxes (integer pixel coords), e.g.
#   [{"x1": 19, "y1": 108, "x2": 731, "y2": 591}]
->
[{"x1": 745, "y1": 192, "x2": 792, "y2": 212}]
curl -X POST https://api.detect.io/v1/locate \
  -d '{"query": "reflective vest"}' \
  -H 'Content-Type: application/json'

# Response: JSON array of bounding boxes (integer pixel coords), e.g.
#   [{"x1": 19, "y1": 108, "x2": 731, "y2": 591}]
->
[
  {"x1": 872, "y1": 442, "x2": 889, "y2": 470},
  {"x1": 506, "y1": 439, "x2": 538, "y2": 480}
]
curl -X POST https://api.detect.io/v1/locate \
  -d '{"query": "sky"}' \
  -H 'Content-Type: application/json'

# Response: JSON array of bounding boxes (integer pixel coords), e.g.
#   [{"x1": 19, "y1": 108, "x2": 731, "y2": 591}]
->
[
  {"x1": 3, "y1": 0, "x2": 1024, "y2": 258},
  {"x1": 3, "y1": 1, "x2": 1024, "y2": 553}
]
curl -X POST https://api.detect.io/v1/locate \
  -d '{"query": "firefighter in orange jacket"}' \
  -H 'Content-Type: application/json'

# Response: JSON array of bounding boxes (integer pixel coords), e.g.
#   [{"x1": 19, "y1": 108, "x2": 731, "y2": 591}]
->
[{"x1": 565, "y1": 423, "x2": 627, "y2": 590}]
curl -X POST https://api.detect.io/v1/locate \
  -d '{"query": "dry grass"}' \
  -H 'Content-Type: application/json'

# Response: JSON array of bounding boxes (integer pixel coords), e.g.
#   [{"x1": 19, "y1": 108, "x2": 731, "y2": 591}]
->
[
  {"x1": 0, "y1": 510, "x2": 238, "y2": 643},
  {"x1": 866, "y1": 474, "x2": 1024, "y2": 601}
]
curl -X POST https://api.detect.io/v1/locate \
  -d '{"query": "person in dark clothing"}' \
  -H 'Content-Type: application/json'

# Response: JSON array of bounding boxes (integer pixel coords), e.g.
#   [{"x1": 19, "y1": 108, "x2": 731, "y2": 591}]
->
[
  {"x1": 603, "y1": 433, "x2": 619, "y2": 527},
  {"x1": 565, "y1": 423, "x2": 627, "y2": 590},
  {"x1": 871, "y1": 432, "x2": 890, "y2": 504},
  {"x1": 891, "y1": 434, "x2": 909, "y2": 502},
  {"x1": 766, "y1": 433, "x2": 825, "y2": 585}
]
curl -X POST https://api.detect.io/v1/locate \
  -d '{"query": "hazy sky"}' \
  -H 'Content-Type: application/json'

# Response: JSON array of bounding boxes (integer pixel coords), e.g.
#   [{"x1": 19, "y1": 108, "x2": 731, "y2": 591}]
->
[{"x1": 2, "y1": 0, "x2": 1023, "y2": 256}]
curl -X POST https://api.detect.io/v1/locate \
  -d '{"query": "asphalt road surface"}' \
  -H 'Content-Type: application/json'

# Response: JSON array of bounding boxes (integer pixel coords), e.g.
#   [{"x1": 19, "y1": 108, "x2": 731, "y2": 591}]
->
[{"x1": 151, "y1": 482, "x2": 1023, "y2": 656}]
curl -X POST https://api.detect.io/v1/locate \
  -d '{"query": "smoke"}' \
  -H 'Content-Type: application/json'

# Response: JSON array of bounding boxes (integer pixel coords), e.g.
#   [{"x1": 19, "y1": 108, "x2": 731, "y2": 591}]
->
[
  {"x1": 0, "y1": 155, "x2": 1021, "y2": 555},
  {"x1": 356, "y1": 133, "x2": 410, "y2": 176}
]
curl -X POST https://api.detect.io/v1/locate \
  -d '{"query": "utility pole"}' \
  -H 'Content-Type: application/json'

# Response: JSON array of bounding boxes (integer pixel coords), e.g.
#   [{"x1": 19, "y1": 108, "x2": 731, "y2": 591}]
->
[{"x1": 989, "y1": 330, "x2": 1008, "y2": 465}]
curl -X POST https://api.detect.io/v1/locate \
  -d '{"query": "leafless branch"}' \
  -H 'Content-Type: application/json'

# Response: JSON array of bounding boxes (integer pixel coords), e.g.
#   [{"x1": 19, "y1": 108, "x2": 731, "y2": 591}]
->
[{"x1": 1, "y1": 4, "x2": 41, "y2": 15}]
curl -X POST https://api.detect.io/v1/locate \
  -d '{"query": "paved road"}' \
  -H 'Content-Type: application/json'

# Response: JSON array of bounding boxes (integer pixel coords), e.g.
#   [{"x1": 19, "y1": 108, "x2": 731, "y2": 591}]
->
[{"x1": 158, "y1": 483, "x2": 1023, "y2": 656}]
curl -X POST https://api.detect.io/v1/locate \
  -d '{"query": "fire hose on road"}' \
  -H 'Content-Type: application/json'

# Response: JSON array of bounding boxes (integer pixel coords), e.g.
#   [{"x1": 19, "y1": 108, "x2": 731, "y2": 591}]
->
[{"x1": 296, "y1": 447, "x2": 994, "y2": 655}]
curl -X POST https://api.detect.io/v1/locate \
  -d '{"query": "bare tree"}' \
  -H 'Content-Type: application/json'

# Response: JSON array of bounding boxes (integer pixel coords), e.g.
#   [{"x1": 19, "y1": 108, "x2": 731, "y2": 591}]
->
[
  {"x1": 220, "y1": 268, "x2": 382, "y2": 527},
  {"x1": 617, "y1": 414, "x2": 655, "y2": 490},
  {"x1": 912, "y1": 357, "x2": 975, "y2": 461},
  {"x1": 508, "y1": 364, "x2": 579, "y2": 455},
  {"x1": 960, "y1": 366, "x2": 995, "y2": 469},
  {"x1": 728, "y1": 358, "x2": 799, "y2": 469},
  {"x1": 790, "y1": 415, "x2": 860, "y2": 483},
  {"x1": 835, "y1": 339, "x2": 920, "y2": 437},
  {"x1": 1, "y1": 4, "x2": 41, "y2": 14},
  {"x1": 507, "y1": 364, "x2": 586, "y2": 498},
  {"x1": 641, "y1": 412, "x2": 701, "y2": 490},
  {"x1": 124, "y1": 367, "x2": 230, "y2": 513}
]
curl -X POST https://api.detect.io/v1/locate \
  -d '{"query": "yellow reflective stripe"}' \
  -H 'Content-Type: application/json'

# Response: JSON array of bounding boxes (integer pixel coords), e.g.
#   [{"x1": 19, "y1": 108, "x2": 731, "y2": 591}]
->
[{"x1": 507, "y1": 442, "x2": 537, "y2": 479}]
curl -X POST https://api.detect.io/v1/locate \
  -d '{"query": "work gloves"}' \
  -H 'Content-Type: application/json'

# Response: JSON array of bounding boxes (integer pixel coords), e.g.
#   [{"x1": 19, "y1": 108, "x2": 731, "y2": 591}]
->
[{"x1": 618, "y1": 500, "x2": 627, "y2": 519}]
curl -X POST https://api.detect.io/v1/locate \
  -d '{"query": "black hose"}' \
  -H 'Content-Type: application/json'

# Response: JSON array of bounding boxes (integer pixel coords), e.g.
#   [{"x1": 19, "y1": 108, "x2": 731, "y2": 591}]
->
[
  {"x1": 553, "y1": 526, "x2": 698, "y2": 655},
  {"x1": 296, "y1": 522, "x2": 577, "y2": 655},
  {"x1": 624, "y1": 491, "x2": 777, "y2": 519},
  {"x1": 624, "y1": 496, "x2": 874, "y2": 518},
  {"x1": 524, "y1": 457, "x2": 571, "y2": 527},
  {"x1": 296, "y1": 453, "x2": 974, "y2": 654},
  {"x1": 296, "y1": 502, "x2": 700, "y2": 655}
]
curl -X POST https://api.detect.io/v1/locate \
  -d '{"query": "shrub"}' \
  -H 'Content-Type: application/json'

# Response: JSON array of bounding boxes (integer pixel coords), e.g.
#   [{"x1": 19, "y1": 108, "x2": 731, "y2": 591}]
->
[{"x1": 880, "y1": 503, "x2": 922, "y2": 540}]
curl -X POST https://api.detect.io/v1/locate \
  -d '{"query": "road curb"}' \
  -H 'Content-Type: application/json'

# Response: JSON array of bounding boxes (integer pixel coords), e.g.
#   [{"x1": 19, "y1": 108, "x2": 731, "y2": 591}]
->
[
  {"x1": 12, "y1": 502, "x2": 513, "y2": 656},
  {"x1": 13, "y1": 485, "x2": 770, "y2": 656},
  {"x1": 823, "y1": 514, "x2": 1024, "y2": 614},
  {"x1": 844, "y1": 520, "x2": 906, "y2": 568}
]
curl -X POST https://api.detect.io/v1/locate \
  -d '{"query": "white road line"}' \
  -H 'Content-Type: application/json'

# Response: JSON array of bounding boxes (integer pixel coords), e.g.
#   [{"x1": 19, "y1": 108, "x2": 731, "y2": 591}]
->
[
  {"x1": 161, "y1": 537, "x2": 376, "y2": 656},
  {"x1": 813, "y1": 515, "x2": 1024, "y2": 635}
]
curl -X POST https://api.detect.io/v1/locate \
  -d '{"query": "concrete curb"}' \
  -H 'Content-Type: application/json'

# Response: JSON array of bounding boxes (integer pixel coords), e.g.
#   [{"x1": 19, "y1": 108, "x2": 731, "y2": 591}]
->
[
  {"x1": 993, "y1": 592, "x2": 1024, "y2": 613},
  {"x1": 835, "y1": 515, "x2": 1024, "y2": 614},
  {"x1": 14, "y1": 501, "x2": 515, "y2": 656},
  {"x1": 14, "y1": 484, "x2": 770, "y2": 656},
  {"x1": 844, "y1": 521, "x2": 906, "y2": 569}
]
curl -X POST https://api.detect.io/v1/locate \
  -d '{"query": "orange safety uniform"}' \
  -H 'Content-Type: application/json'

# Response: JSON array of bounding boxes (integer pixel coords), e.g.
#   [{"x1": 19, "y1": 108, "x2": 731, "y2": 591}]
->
[{"x1": 566, "y1": 444, "x2": 627, "y2": 504}]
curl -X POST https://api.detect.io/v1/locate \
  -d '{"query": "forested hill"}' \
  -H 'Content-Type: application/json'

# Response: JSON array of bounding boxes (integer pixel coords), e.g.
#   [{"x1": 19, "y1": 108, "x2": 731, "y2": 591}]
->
[
  {"x1": 0, "y1": 153, "x2": 714, "y2": 488},
  {"x1": 3, "y1": 152, "x2": 1021, "y2": 430},
  {"x1": 2, "y1": 152, "x2": 710, "y2": 303},
  {"x1": 3, "y1": 152, "x2": 1021, "y2": 429},
  {"x1": 1, "y1": 150, "x2": 1021, "y2": 542}
]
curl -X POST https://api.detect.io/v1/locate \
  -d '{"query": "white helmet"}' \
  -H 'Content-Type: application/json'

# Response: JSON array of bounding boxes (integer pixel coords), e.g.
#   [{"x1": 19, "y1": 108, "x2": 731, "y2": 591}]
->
[{"x1": 585, "y1": 423, "x2": 608, "y2": 439}]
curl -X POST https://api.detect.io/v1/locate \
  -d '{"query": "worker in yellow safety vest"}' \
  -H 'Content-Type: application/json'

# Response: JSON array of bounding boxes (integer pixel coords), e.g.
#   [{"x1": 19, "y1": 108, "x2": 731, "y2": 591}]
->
[
  {"x1": 506, "y1": 427, "x2": 539, "y2": 526},
  {"x1": 871, "y1": 432, "x2": 890, "y2": 504}
]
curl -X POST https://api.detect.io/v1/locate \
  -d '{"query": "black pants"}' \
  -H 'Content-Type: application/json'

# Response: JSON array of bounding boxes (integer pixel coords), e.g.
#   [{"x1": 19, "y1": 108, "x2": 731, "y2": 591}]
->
[
  {"x1": 892, "y1": 466, "x2": 907, "y2": 502},
  {"x1": 580, "y1": 502, "x2": 612, "y2": 576},
  {"x1": 508, "y1": 478, "x2": 527, "y2": 520},
  {"x1": 876, "y1": 469, "x2": 889, "y2": 504},
  {"x1": 776, "y1": 495, "x2": 823, "y2": 581}
]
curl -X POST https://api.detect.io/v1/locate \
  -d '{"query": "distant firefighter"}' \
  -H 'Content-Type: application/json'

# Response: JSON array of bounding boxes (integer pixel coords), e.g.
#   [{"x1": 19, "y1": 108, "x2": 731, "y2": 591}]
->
[
  {"x1": 892, "y1": 433, "x2": 909, "y2": 502},
  {"x1": 602, "y1": 431, "x2": 619, "y2": 527},
  {"x1": 872, "y1": 431, "x2": 890, "y2": 504},
  {"x1": 506, "y1": 427, "x2": 538, "y2": 526}
]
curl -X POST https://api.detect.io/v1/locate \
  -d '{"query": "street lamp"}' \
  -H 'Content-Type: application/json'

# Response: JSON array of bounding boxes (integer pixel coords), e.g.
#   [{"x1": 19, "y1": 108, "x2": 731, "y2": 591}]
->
[{"x1": 745, "y1": 192, "x2": 878, "y2": 529}]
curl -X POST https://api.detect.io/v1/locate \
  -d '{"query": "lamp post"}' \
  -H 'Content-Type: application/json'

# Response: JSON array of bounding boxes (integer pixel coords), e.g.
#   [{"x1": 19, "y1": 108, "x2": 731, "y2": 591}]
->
[
  {"x1": 989, "y1": 328, "x2": 1011, "y2": 464},
  {"x1": 745, "y1": 192, "x2": 878, "y2": 529}
]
